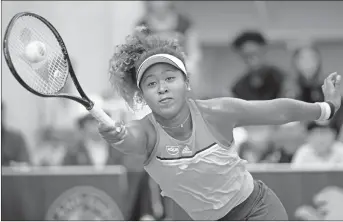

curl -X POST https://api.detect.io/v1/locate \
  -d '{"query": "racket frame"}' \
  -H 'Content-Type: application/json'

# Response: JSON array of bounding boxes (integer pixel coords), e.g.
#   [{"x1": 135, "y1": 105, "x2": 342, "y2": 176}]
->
[{"x1": 3, "y1": 12, "x2": 94, "y2": 110}]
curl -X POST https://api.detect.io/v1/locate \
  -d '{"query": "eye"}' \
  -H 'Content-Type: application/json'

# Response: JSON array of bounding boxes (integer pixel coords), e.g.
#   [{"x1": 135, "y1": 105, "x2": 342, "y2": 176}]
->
[
  {"x1": 166, "y1": 76, "x2": 175, "y2": 81},
  {"x1": 147, "y1": 81, "x2": 157, "y2": 87}
]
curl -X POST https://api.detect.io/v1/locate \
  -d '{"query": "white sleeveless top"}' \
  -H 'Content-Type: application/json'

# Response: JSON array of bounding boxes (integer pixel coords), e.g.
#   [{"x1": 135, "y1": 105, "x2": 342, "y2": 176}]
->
[{"x1": 144, "y1": 99, "x2": 254, "y2": 220}]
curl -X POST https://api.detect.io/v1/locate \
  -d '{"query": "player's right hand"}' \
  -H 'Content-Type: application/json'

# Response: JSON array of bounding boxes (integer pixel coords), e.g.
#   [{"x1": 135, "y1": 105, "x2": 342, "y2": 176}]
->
[{"x1": 98, "y1": 122, "x2": 126, "y2": 144}]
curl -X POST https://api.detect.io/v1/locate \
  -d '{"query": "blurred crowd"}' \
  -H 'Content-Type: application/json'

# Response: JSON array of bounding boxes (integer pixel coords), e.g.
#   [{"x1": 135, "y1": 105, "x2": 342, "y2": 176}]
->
[
  {"x1": 230, "y1": 30, "x2": 343, "y2": 166},
  {"x1": 2, "y1": 1, "x2": 343, "y2": 220}
]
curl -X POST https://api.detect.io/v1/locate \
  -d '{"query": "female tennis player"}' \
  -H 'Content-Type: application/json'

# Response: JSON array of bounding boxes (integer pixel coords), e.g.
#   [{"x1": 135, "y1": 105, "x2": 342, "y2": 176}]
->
[{"x1": 99, "y1": 27, "x2": 341, "y2": 221}]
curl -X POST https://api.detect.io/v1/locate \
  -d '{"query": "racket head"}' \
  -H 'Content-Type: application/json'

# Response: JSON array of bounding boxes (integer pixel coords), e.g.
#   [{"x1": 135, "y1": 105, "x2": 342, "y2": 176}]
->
[{"x1": 3, "y1": 12, "x2": 92, "y2": 108}]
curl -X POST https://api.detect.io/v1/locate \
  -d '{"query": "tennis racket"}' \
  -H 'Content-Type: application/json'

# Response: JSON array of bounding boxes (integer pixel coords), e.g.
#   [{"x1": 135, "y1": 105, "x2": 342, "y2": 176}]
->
[{"x1": 3, "y1": 12, "x2": 120, "y2": 131}]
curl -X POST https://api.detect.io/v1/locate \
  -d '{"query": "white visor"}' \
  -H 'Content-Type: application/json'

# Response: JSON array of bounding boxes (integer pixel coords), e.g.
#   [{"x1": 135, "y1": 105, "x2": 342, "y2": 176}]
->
[{"x1": 136, "y1": 54, "x2": 187, "y2": 88}]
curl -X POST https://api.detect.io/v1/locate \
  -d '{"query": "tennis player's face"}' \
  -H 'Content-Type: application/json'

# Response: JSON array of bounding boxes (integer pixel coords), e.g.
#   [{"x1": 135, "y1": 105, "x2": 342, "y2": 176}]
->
[{"x1": 140, "y1": 63, "x2": 188, "y2": 118}]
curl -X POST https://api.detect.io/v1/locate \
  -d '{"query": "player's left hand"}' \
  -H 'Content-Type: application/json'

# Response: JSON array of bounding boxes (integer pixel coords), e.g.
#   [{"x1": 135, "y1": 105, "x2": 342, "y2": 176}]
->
[{"x1": 322, "y1": 72, "x2": 341, "y2": 111}]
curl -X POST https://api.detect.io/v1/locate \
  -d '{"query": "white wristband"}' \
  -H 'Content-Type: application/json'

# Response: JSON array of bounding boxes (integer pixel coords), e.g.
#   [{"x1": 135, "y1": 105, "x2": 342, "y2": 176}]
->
[{"x1": 315, "y1": 102, "x2": 331, "y2": 121}]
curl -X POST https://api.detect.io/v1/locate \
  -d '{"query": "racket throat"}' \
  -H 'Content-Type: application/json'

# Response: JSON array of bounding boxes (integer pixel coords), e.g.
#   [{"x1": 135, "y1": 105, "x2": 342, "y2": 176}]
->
[{"x1": 85, "y1": 101, "x2": 95, "y2": 111}]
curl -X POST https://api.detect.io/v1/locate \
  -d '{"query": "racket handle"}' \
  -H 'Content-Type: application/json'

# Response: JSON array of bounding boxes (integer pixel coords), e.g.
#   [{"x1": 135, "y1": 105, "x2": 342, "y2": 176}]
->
[{"x1": 89, "y1": 103, "x2": 121, "y2": 132}]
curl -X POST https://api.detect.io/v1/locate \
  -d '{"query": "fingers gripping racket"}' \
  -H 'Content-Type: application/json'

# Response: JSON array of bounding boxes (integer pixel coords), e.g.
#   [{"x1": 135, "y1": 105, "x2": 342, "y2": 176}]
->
[{"x1": 3, "y1": 12, "x2": 120, "y2": 131}]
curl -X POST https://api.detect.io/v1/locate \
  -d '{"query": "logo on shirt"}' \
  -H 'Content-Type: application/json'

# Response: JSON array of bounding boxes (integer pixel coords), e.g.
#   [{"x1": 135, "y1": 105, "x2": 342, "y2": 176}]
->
[
  {"x1": 182, "y1": 146, "x2": 192, "y2": 156},
  {"x1": 166, "y1": 146, "x2": 180, "y2": 156}
]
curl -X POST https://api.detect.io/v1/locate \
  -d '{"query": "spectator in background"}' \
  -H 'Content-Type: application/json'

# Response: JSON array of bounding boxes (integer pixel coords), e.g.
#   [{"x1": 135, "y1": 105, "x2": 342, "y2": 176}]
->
[
  {"x1": 230, "y1": 30, "x2": 286, "y2": 100},
  {"x1": 292, "y1": 45, "x2": 324, "y2": 103},
  {"x1": 257, "y1": 45, "x2": 327, "y2": 163},
  {"x1": 292, "y1": 121, "x2": 343, "y2": 167},
  {"x1": 32, "y1": 127, "x2": 67, "y2": 166},
  {"x1": 238, "y1": 143, "x2": 260, "y2": 163},
  {"x1": 269, "y1": 122, "x2": 307, "y2": 163},
  {"x1": 291, "y1": 45, "x2": 343, "y2": 141},
  {"x1": 1, "y1": 102, "x2": 30, "y2": 166},
  {"x1": 64, "y1": 110, "x2": 120, "y2": 167},
  {"x1": 137, "y1": 1, "x2": 202, "y2": 75},
  {"x1": 63, "y1": 95, "x2": 121, "y2": 166},
  {"x1": 238, "y1": 124, "x2": 304, "y2": 164},
  {"x1": 237, "y1": 126, "x2": 276, "y2": 163}
]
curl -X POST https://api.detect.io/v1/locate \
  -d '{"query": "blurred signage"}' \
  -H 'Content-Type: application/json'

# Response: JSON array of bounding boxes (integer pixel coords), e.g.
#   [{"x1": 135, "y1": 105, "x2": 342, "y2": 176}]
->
[
  {"x1": 2, "y1": 166, "x2": 343, "y2": 221},
  {"x1": 45, "y1": 186, "x2": 123, "y2": 220}
]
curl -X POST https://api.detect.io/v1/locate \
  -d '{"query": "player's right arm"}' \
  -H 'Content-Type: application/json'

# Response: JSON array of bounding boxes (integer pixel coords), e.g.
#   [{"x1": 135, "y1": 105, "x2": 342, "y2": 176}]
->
[{"x1": 98, "y1": 119, "x2": 151, "y2": 157}]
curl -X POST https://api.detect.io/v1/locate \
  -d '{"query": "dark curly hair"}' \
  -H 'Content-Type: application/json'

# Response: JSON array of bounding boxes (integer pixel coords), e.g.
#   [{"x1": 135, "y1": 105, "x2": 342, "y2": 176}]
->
[
  {"x1": 109, "y1": 26, "x2": 187, "y2": 110},
  {"x1": 232, "y1": 30, "x2": 267, "y2": 50}
]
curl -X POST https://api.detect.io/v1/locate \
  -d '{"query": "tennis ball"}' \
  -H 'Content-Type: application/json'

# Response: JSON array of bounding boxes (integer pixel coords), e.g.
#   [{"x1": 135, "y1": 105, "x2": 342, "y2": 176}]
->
[
  {"x1": 53, "y1": 70, "x2": 62, "y2": 78},
  {"x1": 24, "y1": 41, "x2": 47, "y2": 63}
]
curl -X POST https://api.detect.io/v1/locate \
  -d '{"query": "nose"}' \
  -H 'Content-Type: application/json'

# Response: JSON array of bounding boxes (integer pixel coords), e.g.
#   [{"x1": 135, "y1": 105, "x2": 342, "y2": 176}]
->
[{"x1": 157, "y1": 80, "x2": 168, "y2": 95}]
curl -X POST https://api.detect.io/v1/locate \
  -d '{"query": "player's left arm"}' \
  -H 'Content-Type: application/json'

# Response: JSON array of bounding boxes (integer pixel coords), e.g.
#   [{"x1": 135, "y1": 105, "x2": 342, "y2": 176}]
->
[{"x1": 225, "y1": 72, "x2": 341, "y2": 127}]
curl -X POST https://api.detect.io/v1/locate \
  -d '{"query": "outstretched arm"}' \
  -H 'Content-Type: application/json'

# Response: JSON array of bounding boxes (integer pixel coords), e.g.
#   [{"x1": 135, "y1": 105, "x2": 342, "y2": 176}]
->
[
  {"x1": 230, "y1": 98, "x2": 321, "y2": 127},
  {"x1": 225, "y1": 72, "x2": 341, "y2": 127}
]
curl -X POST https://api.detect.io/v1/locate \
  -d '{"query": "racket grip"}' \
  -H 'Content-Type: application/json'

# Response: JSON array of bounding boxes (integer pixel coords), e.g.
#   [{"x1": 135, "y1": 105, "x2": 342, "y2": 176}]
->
[{"x1": 89, "y1": 103, "x2": 121, "y2": 132}]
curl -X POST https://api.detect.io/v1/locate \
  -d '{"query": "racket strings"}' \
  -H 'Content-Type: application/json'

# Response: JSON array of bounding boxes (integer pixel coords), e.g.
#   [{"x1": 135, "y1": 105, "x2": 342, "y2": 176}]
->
[
  {"x1": 20, "y1": 16, "x2": 68, "y2": 88},
  {"x1": 9, "y1": 26, "x2": 66, "y2": 94},
  {"x1": 20, "y1": 16, "x2": 68, "y2": 93},
  {"x1": 7, "y1": 15, "x2": 69, "y2": 95},
  {"x1": 10, "y1": 30, "x2": 54, "y2": 92},
  {"x1": 10, "y1": 42, "x2": 52, "y2": 93}
]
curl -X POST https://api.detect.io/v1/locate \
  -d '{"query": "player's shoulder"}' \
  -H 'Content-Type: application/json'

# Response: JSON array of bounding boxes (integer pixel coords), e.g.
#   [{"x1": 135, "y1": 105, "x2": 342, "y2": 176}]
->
[{"x1": 192, "y1": 98, "x2": 238, "y2": 126}]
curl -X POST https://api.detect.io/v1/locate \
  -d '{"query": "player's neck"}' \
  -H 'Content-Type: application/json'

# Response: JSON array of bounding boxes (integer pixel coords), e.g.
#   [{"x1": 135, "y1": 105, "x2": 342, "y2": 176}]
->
[
  {"x1": 155, "y1": 103, "x2": 191, "y2": 127},
  {"x1": 154, "y1": 103, "x2": 193, "y2": 139}
]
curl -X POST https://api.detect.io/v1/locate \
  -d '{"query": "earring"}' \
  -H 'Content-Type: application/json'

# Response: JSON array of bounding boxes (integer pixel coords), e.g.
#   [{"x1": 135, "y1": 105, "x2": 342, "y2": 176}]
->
[{"x1": 133, "y1": 92, "x2": 145, "y2": 111}]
